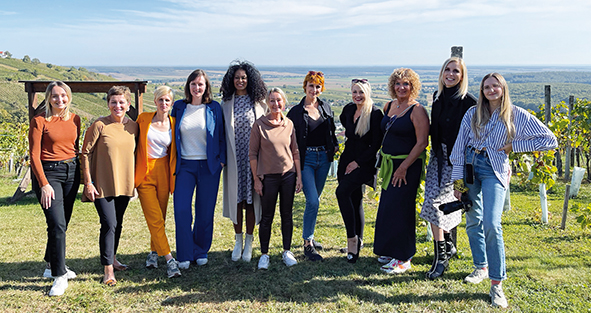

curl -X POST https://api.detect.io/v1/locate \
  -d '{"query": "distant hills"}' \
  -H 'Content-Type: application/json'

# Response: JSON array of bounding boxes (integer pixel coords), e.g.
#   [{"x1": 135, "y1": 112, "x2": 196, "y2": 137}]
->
[
  {"x1": 0, "y1": 56, "x2": 115, "y2": 124},
  {"x1": 1, "y1": 56, "x2": 591, "y2": 125}
]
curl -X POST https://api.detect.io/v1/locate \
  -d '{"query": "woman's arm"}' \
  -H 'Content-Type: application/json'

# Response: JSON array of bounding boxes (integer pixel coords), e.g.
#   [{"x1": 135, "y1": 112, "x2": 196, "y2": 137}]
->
[
  {"x1": 294, "y1": 159, "x2": 303, "y2": 193},
  {"x1": 391, "y1": 104, "x2": 429, "y2": 187},
  {"x1": 509, "y1": 107, "x2": 558, "y2": 153},
  {"x1": 249, "y1": 121, "x2": 262, "y2": 196},
  {"x1": 28, "y1": 117, "x2": 54, "y2": 209},
  {"x1": 80, "y1": 121, "x2": 101, "y2": 202}
]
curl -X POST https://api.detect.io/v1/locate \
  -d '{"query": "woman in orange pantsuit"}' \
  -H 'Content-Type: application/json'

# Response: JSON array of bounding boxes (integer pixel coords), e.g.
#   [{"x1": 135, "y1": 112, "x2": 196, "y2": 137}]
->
[{"x1": 134, "y1": 86, "x2": 180, "y2": 278}]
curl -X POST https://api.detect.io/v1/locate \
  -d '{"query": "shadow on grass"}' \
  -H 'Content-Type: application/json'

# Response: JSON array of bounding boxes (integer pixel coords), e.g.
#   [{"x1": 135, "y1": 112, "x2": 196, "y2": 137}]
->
[{"x1": 2, "y1": 248, "x2": 489, "y2": 307}]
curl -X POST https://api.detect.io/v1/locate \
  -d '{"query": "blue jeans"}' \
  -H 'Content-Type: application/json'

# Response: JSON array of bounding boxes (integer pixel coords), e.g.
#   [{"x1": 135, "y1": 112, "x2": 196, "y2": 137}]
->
[
  {"x1": 464, "y1": 148, "x2": 507, "y2": 281},
  {"x1": 301, "y1": 149, "x2": 332, "y2": 241},
  {"x1": 174, "y1": 159, "x2": 221, "y2": 262}
]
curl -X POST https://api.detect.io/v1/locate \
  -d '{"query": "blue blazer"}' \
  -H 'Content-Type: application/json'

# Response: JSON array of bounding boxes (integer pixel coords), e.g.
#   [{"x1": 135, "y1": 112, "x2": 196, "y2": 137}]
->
[{"x1": 171, "y1": 99, "x2": 227, "y2": 175}]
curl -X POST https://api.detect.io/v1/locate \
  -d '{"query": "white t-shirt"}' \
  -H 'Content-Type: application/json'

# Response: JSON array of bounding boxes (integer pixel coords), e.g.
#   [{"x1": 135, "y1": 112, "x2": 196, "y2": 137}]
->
[
  {"x1": 179, "y1": 104, "x2": 207, "y2": 160},
  {"x1": 147, "y1": 124, "x2": 171, "y2": 159}
]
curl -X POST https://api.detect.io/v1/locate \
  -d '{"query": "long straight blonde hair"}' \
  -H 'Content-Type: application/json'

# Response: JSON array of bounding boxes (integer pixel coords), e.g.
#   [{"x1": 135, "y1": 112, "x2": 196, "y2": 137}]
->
[
  {"x1": 44, "y1": 81, "x2": 73, "y2": 121},
  {"x1": 471, "y1": 73, "x2": 515, "y2": 142},
  {"x1": 435, "y1": 57, "x2": 469, "y2": 100},
  {"x1": 351, "y1": 80, "x2": 374, "y2": 137}
]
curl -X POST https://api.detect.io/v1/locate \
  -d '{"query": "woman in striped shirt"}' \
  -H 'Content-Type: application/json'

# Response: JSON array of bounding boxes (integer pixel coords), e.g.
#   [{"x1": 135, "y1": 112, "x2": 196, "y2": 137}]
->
[{"x1": 450, "y1": 73, "x2": 557, "y2": 308}]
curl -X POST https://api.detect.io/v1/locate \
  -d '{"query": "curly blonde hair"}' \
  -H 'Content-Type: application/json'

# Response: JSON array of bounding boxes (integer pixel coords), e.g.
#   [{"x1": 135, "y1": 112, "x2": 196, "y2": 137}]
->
[{"x1": 387, "y1": 68, "x2": 421, "y2": 100}]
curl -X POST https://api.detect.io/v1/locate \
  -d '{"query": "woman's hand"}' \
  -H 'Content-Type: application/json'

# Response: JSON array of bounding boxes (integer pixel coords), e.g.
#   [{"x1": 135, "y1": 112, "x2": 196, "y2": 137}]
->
[
  {"x1": 454, "y1": 190, "x2": 462, "y2": 201},
  {"x1": 40, "y1": 184, "x2": 55, "y2": 209},
  {"x1": 345, "y1": 161, "x2": 359, "y2": 175},
  {"x1": 295, "y1": 176, "x2": 303, "y2": 193},
  {"x1": 391, "y1": 165, "x2": 408, "y2": 187},
  {"x1": 84, "y1": 183, "x2": 99, "y2": 202},
  {"x1": 498, "y1": 143, "x2": 512, "y2": 155},
  {"x1": 254, "y1": 178, "x2": 263, "y2": 196}
]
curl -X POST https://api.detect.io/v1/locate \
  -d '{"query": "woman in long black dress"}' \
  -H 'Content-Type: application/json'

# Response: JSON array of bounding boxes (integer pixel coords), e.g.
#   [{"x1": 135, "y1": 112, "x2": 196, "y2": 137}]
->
[
  {"x1": 374, "y1": 68, "x2": 429, "y2": 274},
  {"x1": 336, "y1": 78, "x2": 383, "y2": 263}
]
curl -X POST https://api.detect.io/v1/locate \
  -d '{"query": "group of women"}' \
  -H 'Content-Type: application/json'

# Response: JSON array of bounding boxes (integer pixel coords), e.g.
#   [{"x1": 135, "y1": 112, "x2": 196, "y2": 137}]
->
[{"x1": 30, "y1": 58, "x2": 557, "y2": 308}]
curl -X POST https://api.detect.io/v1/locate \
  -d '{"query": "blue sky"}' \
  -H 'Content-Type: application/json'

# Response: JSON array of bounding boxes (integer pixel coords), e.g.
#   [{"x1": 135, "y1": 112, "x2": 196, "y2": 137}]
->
[{"x1": 1, "y1": 0, "x2": 590, "y2": 67}]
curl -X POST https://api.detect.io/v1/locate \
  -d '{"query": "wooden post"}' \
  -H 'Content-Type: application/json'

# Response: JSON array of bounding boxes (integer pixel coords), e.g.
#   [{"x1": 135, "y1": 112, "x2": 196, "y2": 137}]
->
[
  {"x1": 565, "y1": 96, "x2": 574, "y2": 182},
  {"x1": 544, "y1": 85, "x2": 551, "y2": 126},
  {"x1": 560, "y1": 184, "x2": 571, "y2": 230},
  {"x1": 451, "y1": 46, "x2": 463, "y2": 58}
]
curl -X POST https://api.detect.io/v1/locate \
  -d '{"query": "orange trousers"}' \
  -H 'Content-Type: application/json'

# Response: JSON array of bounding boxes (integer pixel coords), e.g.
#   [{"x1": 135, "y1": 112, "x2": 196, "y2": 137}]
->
[{"x1": 137, "y1": 157, "x2": 172, "y2": 256}]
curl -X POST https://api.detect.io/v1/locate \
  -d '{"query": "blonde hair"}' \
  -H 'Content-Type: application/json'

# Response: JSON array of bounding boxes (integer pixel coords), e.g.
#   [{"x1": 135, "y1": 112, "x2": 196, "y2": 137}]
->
[
  {"x1": 351, "y1": 80, "x2": 374, "y2": 137},
  {"x1": 388, "y1": 68, "x2": 421, "y2": 100},
  {"x1": 44, "y1": 81, "x2": 73, "y2": 121},
  {"x1": 472, "y1": 73, "x2": 515, "y2": 142},
  {"x1": 436, "y1": 57, "x2": 469, "y2": 100},
  {"x1": 267, "y1": 87, "x2": 287, "y2": 119},
  {"x1": 154, "y1": 86, "x2": 173, "y2": 103}
]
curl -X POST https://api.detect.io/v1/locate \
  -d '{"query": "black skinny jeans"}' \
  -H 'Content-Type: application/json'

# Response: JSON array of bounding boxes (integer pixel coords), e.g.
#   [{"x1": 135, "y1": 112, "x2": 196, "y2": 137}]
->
[
  {"x1": 336, "y1": 168, "x2": 366, "y2": 239},
  {"x1": 259, "y1": 171, "x2": 296, "y2": 254},
  {"x1": 32, "y1": 159, "x2": 80, "y2": 277},
  {"x1": 94, "y1": 196, "x2": 130, "y2": 265}
]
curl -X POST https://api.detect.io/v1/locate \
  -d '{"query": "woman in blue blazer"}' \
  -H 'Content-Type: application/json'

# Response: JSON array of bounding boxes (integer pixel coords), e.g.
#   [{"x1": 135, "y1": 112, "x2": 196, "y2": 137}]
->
[{"x1": 171, "y1": 69, "x2": 226, "y2": 269}]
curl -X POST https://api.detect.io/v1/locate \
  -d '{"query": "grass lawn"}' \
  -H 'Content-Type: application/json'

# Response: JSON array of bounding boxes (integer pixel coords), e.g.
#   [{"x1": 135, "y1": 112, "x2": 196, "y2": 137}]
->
[{"x1": 0, "y1": 173, "x2": 590, "y2": 312}]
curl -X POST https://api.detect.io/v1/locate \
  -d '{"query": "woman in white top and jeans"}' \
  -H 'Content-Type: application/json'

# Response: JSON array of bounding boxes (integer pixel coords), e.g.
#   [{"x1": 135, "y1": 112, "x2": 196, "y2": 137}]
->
[{"x1": 450, "y1": 72, "x2": 557, "y2": 308}]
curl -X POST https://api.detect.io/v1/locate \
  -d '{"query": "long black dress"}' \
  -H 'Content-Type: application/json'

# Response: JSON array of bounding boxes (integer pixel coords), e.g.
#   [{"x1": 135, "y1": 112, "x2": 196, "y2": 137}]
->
[{"x1": 373, "y1": 105, "x2": 423, "y2": 261}]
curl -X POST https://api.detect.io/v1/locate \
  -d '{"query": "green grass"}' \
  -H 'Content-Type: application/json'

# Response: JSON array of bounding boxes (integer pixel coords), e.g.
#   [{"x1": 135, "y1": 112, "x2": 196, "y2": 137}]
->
[{"x1": 0, "y1": 174, "x2": 590, "y2": 312}]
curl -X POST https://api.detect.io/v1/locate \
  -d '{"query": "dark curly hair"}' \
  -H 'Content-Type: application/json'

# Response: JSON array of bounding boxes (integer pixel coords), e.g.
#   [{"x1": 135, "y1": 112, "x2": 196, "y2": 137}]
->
[{"x1": 220, "y1": 60, "x2": 267, "y2": 102}]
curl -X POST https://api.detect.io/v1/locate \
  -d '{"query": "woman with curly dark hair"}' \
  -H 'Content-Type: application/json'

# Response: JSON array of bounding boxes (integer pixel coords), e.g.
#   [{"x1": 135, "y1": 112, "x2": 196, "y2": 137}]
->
[{"x1": 220, "y1": 60, "x2": 267, "y2": 262}]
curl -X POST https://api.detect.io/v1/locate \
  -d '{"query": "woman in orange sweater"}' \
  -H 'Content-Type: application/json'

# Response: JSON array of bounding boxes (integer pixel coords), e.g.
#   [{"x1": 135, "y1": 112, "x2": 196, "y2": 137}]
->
[
  {"x1": 29, "y1": 81, "x2": 81, "y2": 296},
  {"x1": 134, "y1": 86, "x2": 180, "y2": 278}
]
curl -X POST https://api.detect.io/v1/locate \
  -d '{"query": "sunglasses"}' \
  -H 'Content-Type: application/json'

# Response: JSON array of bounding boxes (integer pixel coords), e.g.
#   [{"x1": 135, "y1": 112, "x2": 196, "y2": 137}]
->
[
  {"x1": 352, "y1": 78, "x2": 368, "y2": 84},
  {"x1": 308, "y1": 71, "x2": 324, "y2": 77}
]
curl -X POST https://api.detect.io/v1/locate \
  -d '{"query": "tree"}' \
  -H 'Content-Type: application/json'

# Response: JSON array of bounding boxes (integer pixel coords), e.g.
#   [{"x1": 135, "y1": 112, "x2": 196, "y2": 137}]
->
[
  {"x1": 5, "y1": 51, "x2": 11, "y2": 58},
  {"x1": 22, "y1": 55, "x2": 31, "y2": 63},
  {"x1": 32, "y1": 58, "x2": 41, "y2": 65}
]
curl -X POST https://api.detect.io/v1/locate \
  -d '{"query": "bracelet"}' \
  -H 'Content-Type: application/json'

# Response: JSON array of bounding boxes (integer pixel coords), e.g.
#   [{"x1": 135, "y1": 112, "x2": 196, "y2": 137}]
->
[{"x1": 453, "y1": 180, "x2": 469, "y2": 193}]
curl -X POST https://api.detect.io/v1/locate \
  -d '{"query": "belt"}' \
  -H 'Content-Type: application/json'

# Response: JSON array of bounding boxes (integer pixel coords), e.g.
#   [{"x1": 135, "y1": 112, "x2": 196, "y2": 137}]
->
[
  {"x1": 468, "y1": 146, "x2": 487, "y2": 157},
  {"x1": 41, "y1": 157, "x2": 78, "y2": 166},
  {"x1": 306, "y1": 146, "x2": 325, "y2": 152}
]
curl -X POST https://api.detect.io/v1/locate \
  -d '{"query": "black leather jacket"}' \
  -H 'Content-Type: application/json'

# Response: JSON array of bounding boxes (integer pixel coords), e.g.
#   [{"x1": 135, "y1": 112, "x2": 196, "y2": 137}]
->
[{"x1": 286, "y1": 97, "x2": 338, "y2": 165}]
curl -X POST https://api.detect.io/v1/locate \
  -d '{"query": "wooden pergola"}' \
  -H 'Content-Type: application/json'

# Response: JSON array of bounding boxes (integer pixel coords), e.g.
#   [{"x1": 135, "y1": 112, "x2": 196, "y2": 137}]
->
[
  {"x1": 10, "y1": 80, "x2": 149, "y2": 203},
  {"x1": 20, "y1": 80, "x2": 149, "y2": 121}
]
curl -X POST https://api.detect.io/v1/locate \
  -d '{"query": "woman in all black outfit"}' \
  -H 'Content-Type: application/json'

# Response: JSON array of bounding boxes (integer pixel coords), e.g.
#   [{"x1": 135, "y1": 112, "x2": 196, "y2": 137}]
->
[{"x1": 336, "y1": 79, "x2": 383, "y2": 263}]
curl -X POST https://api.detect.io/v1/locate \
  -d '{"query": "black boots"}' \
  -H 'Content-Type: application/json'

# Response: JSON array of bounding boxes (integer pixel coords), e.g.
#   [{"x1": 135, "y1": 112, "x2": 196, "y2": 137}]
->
[
  {"x1": 426, "y1": 240, "x2": 448, "y2": 280},
  {"x1": 444, "y1": 232, "x2": 457, "y2": 259}
]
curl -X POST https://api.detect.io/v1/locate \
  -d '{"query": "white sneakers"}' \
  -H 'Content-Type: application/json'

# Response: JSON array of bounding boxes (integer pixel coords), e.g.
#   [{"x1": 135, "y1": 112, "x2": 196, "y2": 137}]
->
[
  {"x1": 48, "y1": 274, "x2": 68, "y2": 296},
  {"x1": 196, "y1": 258, "x2": 208, "y2": 266},
  {"x1": 178, "y1": 261, "x2": 190, "y2": 269},
  {"x1": 146, "y1": 252, "x2": 158, "y2": 269},
  {"x1": 258, "y1": 254, "x2": 270, "y2": 270},
  {"x1": 464, "y1": 267, "x2": 489, "y2": 284},
  {"x1": 381, "y1": 258, "x2": 411, "y2": 274},
  {"x1": 258, "y1": 251, "x2": 298, "y2": 269},
  {"x1": 282, "y1": 251, "x2": 297, "y2": 267},
  {"x1": 490, "y1": 284, "x2": 508, "y2": 308}
]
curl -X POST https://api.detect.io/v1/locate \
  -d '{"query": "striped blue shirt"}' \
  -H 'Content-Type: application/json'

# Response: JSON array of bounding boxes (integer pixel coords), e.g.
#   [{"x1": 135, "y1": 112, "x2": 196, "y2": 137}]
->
[{"x1": 450, "y1": 105, "x2": 557, "y2": 188}]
